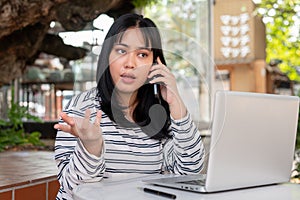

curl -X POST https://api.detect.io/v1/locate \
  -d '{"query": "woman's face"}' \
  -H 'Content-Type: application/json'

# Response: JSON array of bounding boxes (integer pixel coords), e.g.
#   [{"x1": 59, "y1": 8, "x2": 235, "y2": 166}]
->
[{"x1": 109, "y1": 28, "x2": 154, "y2": 95}]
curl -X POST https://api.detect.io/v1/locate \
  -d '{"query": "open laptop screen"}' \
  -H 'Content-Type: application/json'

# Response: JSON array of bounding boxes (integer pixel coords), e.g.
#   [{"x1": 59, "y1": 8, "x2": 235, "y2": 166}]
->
[{"x1": 206, "y1": 91, "x2": 299, "y2": 192}]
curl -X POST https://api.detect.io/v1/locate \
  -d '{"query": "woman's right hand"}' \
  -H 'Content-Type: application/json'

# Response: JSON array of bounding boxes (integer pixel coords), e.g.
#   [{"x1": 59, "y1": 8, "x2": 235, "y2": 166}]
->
[{"x1": 54, "y1": 109, "x2": 103, "y2": 157}]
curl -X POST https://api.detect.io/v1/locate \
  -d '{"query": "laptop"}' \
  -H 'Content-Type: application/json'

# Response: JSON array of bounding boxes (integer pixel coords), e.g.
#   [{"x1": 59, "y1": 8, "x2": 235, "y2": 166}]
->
[{"x1": 143, "y1": 90, "x2": 299, "y2": 193}]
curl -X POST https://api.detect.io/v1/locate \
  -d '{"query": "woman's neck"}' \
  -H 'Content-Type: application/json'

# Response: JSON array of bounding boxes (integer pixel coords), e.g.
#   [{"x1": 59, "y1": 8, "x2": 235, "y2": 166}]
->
[
  {"x1": 117, "y1": 91, "x2": 137, "y2": 107},
  {"x1": 116, "y1": 91, "x2": 138, "y2": 121}
]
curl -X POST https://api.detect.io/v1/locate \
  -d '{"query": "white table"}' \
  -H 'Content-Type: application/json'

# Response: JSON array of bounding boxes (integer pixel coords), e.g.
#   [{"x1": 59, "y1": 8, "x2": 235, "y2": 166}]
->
[{"x1": 73, "y1": 174, "x2": 300, "y2": 200}]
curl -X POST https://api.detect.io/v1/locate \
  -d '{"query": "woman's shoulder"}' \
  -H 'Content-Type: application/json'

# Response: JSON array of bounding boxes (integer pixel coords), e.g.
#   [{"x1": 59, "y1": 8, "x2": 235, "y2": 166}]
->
[
  {"x1": 65, "y1": 87, "x2": 101, "y2": 109},
  {"x1": 78, "y1": 87, "x2": 97, "y2": 96},
  {"x1": 72, "y1": 87, "x2": 98, "y2": 100}
]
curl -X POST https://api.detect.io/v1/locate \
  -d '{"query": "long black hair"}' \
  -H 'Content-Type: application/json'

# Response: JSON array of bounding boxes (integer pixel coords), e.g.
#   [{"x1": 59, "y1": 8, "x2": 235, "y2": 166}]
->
[{"x1": 96, "y1": 13, "x2": 171, "y2": 140}]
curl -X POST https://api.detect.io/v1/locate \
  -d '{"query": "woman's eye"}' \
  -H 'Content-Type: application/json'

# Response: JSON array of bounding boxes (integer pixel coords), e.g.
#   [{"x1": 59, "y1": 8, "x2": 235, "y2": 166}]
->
[
  {"x1": 138, "y1": 52, "x2": 148, "y2": 58},
  {"x1": 116, "y1": 49, "x2": 126, "y2": 54}
]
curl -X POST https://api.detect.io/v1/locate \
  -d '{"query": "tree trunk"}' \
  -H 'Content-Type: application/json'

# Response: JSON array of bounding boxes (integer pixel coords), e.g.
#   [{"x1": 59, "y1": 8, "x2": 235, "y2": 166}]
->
[{"x1": 0, "y1": 0, "x2": 135, "y2": 86}]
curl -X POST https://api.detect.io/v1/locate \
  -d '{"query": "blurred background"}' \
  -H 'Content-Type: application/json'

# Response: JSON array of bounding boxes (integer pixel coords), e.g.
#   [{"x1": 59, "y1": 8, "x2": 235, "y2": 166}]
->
[
  {"x1": 1, "y1": 1, "x2": 300, "y2": 198},
  {"x1": 0, "y1": 0, "x2": 299, "y2": 141}
]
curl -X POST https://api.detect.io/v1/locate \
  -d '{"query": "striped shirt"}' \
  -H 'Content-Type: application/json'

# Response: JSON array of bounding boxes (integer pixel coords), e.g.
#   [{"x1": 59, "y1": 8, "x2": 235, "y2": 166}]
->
[{"x1": 54, "y1": 87, "x2": 205, "y2": 199}]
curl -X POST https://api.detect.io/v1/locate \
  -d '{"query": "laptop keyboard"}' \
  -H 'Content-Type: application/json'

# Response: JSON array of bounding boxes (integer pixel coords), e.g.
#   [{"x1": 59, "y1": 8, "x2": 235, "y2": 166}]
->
[{"x1": 177, "y1": 179, "x2": 206, "y2": 186}]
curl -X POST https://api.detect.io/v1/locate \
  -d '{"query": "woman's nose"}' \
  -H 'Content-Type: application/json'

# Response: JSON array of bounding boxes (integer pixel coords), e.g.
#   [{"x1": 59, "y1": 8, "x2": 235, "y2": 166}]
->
[{"x1": 124, "y1": 52, "x2": 136, "y2": 69}]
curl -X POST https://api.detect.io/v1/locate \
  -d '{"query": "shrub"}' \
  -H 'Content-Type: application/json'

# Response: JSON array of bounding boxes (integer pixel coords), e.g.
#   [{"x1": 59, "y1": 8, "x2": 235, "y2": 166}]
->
[{"x1": 0, "y1": 87, "x2": 44, "y2": 151}]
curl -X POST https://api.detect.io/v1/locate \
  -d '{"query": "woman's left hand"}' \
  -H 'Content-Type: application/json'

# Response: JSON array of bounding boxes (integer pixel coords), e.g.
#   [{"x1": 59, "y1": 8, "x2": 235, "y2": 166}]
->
[{"x1": 148, "y1": 57, "x2": 187, "y2": 119}]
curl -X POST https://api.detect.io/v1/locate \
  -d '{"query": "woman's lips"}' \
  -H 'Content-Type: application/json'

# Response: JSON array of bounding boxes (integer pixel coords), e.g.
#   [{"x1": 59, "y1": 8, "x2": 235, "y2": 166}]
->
[{"x1": 120, "y1": 73, "x2": 136, "y2": 84}]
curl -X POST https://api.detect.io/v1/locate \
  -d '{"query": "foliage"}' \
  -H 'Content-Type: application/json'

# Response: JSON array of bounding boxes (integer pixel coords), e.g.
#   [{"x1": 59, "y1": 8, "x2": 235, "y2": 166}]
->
[
  {"x1": 132, "y1": 0, "x2": 159, "y2": 8},
  {"x1": 0, "y1": 87, "x2": 44, "y2": 151},
  {"x1": 254, "y1": 0, "x2": 300, "y2": 82},
  {"x1": 292, "y1": 148, "x2": 300, "y2": 181},
  {"x1": 297, "y1": 129, "x2": 300, "y2": 150}
]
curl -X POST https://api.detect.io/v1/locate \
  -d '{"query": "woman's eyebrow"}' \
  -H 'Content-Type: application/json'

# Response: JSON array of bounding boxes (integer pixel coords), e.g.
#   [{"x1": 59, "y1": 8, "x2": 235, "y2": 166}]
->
[
  {"x1": 115, "y1": 43, "x2": 151, "y2": 51},
  {"x1": 137, "y1": 46, "x2": 152, "y2": 51},
  {"x1": 115, "y1": 43, "x2": 129, "y2": 48}
]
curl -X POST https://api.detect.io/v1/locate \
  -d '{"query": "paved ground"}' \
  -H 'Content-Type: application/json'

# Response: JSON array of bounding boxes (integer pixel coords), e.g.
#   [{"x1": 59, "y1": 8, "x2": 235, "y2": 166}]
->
[{"x1": 0, "y1": 151, "x2": 57, "y2": 189}]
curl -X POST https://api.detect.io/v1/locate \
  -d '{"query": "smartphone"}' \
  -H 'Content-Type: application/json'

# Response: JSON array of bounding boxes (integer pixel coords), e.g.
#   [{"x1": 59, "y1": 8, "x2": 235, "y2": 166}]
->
[
  {"x1": 152, "y1": 62, "x2": 161, "y2": 104},
  {"x1": 153, "y1": 83, "x2": 159, "y2": 97}
]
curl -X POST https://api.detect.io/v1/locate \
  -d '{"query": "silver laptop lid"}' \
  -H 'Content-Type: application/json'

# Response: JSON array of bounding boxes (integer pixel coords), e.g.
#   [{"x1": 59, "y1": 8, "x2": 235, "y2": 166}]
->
[{"x1": 206, "y1": 91, "x2": 299, "y2": 192}]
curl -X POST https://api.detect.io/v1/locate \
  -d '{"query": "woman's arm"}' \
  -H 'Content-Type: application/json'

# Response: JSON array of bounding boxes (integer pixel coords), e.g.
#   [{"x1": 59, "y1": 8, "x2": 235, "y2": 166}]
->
[
  {"x1": 55, "y1": 130, "x2": 105, "y2": 198},
  {"x1": 54, "y1": 89, "x2": 106, "y2": 198},
  {"x1": 162, "y1": 113, "x2": 205, "y2": 174},
  {"x1": 149, "y1": 58, "x2": 205, "y2": 173}
]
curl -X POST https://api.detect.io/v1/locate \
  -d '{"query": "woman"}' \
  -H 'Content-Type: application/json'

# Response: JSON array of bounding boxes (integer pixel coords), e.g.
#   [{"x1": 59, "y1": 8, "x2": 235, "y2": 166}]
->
[{"x1": 54, "y1": 13, "x2": 205, "y2": 199}]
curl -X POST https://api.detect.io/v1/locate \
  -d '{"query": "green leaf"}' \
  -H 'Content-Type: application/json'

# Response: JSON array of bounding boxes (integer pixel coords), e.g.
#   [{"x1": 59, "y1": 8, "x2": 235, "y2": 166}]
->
[
  {"x1": 0, "y1": 85, "x2": 44, "y2": 150},
  {"x1": 26, "y1": 131, "x2": 44, "y2": 146},
  {"x1": 255, "y1": 0, "x2": 300, "y2": 82}
]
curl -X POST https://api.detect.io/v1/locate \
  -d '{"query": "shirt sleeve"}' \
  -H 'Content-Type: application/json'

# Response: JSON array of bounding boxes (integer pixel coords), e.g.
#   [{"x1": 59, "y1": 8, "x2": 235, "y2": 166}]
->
[
  {"x1": 162, "y1": 113, "x2": 205, "y2": 174},
  {"x1": 54, "y1": 90, "x2": 106, "y2": 198}
]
